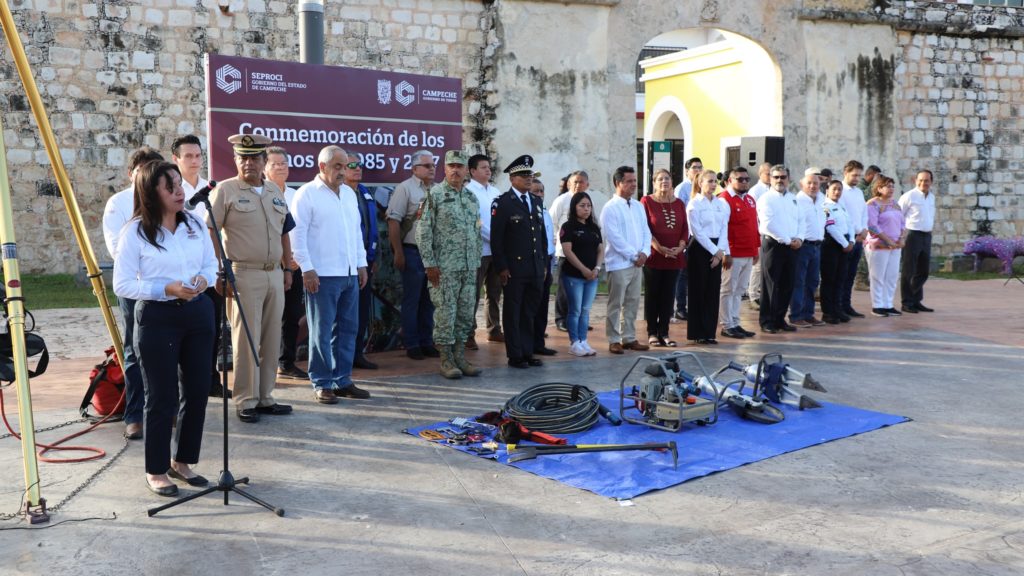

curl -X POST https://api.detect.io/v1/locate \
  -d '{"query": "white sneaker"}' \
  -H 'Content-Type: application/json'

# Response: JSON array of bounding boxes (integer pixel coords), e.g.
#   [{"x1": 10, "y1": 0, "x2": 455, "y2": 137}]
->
[
  {"x1": 569, "y1": 341, "x2": 587, "y2": 357},
  {"x1": 582, "y1": 340, "x2": 597, "y2": 356}
]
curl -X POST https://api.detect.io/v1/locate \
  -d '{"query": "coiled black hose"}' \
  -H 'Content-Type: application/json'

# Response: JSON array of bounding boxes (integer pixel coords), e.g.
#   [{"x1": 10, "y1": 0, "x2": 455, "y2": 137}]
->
[{"x1": 503, "y1": 382, "x2": 600, "y2": 433}]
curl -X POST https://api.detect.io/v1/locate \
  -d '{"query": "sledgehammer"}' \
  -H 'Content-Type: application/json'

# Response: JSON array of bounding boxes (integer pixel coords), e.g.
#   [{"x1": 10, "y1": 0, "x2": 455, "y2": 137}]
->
[{"x1": 507, "y1": 441, "x2": 678, "y2": 469}]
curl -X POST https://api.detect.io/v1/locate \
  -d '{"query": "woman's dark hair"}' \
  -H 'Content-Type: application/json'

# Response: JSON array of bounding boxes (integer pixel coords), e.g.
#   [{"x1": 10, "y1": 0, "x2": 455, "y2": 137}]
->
[
  {"x1": 569, "y1": 191, "x2": 597, "y2": 229},
  {"x1": 869, "y1": 174, "x2": 895, "y2": 199},
  {"x1": 133, "y1": 160, "x2": 193, "y2": 250}
]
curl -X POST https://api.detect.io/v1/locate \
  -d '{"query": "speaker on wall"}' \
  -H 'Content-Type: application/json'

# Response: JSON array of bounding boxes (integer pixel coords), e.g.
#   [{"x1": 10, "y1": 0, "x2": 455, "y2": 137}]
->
[{"x1": 740, "y1": 136, "x2": 785, "y2": 169}]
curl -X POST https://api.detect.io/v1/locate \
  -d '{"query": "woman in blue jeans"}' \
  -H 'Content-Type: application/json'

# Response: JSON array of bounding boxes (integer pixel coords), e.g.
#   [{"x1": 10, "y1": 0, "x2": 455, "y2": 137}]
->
[{"x1": 558, "y1": 192, "x2": 603, "y2": 356}]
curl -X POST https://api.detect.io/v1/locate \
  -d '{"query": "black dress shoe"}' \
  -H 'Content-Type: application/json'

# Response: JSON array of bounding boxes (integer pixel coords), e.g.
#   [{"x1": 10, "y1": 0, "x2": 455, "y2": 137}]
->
[
  {"x1": 255, "y1": 403, "x2": 293, "y2": 415},
  {"x1": 886, "y1": 308, "x2": 902, "y2": 316},
  {"x1": 147, "y1": 481, "x2": 179, "y2": 497},
  {"x1": 838, "y1": 314, "x2": 852, "y2": 323},
  {"x1": 871, "y1": 308, "x2": 890, "y2": 317},
  {"x1": 900, "y1": 305, "x2": 919, "y2": 314},
  {"x1": 209, "y1": 382, "x2": 232, "y2": 398},
  {"x1": 761, "y1": 325, "x2": 780, "y2": 334},
  {"x1": 237, "y1": 408, "x2": 260, "y2": 423},
  {"x1": 508, "y1": 358, "x2": 529, "y2": 369},
  {"x1": 124, "y1": 423, "x2": 143, "y2": 440},
  {"x1": 736, "y1": 325, "x2": 756, "y2": 337},
  {"x1": 406, "y1": 347, "x2": 425, "y2": 360},
  {"x1": 167, "y1": 468, "x2": 209, "y2": 487},
  {"x1": 720, "y1": 327, "x2": 745, "y2": 339},
  {"x1": 780, "y1": 323, "x2": 798, "y2": 332},
  {"x1": 821, "y1": 315, "x2": 840, "y2": 325},
  {"x1": 526, "y1": 357, "x2": 543, "y2": 367},
  {"x1": 705, "y1": 338, "x2": 718, "y2": 345},
  {"x1": 844, "y1": 308, "x2": 865, "y2": 318},
  {"x1": 533, "y1": 346, "x2": 557, "y2": 356},
  {"x1": 421, "y1": 345, "x2": 441, "y2": 358},
  {"x1": 277, "y1": 364, "x2": 309, "y2": 379},
  {"x1": 334, "y1": 385, "x2": 371, "y2": 399},
  {"x1": 353, "y1": 356, "x2": 379, "y2": 370},
  {"x1": 915, "y1": 304, "x2": 934, "y2": 312}
]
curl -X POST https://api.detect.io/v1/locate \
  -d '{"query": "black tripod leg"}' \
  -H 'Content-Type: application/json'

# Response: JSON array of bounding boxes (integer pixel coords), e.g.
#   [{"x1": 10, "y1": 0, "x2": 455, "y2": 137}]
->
[
  {"x1": 230, "y1": 486, "x2": 285, "y2": 516},
  {"x1": 147, "y1": 485, "x2": 221, "y2": 517}
]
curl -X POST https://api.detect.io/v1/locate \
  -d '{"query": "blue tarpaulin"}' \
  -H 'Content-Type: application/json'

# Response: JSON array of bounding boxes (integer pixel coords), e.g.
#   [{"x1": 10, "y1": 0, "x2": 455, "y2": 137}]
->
[{"x1": 405, "y1": 391, "x2": 909, "y2": 499}]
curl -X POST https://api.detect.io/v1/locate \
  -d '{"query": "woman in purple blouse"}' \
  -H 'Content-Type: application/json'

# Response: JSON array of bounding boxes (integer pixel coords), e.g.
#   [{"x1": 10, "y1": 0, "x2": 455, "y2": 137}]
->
[{"x1": 864, "y1": 175, "x2": 907, "y2": 317}]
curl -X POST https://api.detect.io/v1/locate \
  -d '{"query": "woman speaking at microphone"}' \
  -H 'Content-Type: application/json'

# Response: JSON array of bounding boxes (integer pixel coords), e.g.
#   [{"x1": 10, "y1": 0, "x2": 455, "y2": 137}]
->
[{"x1": 113, "y1": 160, "x2": 218, "y2": 497}]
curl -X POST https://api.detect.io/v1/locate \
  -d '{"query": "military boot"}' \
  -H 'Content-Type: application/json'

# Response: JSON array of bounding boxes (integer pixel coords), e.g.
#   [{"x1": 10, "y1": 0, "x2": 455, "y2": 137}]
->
[
  {"x1": 439, "y1": 345, "x2": 463, "y2": 379},
  {"x1": 453, "y1": 341, "x2": 482, "y2": 377}
]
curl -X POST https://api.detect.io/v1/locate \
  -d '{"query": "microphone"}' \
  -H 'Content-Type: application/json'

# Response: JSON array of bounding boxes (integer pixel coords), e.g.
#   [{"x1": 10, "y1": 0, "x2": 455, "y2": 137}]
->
[{"x1": 185, "y1": 180, "x2": 217, "y2": 211}]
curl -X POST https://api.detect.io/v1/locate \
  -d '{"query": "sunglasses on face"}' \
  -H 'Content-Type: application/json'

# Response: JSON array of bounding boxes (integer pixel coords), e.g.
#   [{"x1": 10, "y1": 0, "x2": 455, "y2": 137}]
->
[
  {"x1": 735, "y1": 177, "x2": 751, "y2": 182},
  {"x1": 346, "y1": 161, "x2": 363, "y2": 169}
]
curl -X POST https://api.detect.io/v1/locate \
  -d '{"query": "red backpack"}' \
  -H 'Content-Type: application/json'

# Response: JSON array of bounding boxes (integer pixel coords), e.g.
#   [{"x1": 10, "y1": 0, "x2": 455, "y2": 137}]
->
[{"x1": 79, "y1": 347, "x2": 125, "y2": 421}]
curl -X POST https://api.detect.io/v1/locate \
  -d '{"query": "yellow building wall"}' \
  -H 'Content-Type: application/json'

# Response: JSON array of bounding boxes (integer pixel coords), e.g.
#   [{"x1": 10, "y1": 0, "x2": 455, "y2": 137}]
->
[{"x1": 644, "y1": 58, "x2": 752, "y2": 175}]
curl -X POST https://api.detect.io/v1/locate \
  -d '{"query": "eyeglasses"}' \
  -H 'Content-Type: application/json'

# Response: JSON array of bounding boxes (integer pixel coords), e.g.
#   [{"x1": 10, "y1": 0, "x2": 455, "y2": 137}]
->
[
  {"x1": 414, "y1": 163, "x2": 434, "y2": 169},
  {"x1": 771, "y1": 175, "x2": 788, "y2": 180},
  {"x1": 735, "y1": 177, "x2": 751, "y2": 182},
  {"x1": 346, "y1": 161, "x2": 363, "y2": 169}
]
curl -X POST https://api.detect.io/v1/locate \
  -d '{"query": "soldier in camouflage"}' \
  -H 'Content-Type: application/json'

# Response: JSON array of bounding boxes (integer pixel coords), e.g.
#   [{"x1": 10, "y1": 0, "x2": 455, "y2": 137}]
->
[{"x1": 415, "y1": 150, "x2": 484, "y2": 379}]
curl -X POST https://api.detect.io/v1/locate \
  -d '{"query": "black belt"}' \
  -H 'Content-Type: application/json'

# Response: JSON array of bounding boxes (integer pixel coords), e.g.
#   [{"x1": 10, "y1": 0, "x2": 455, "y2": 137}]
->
[
  {"x1": 804, "y1": 240, "x2": 822, "y2": 246},
  {"x1": 402, "y1": 243, "x2": 419, "y2": 250},
  {"x1": 907, "y1": 229, "x2": 932, "y2": 235},
  {"x1": 144, "y1": 299, "x2": 186, "y2": 307}
]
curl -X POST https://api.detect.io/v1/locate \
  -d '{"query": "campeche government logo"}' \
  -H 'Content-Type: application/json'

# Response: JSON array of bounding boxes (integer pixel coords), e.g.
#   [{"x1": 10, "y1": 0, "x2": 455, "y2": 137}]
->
[{"x1": 216, "y1": 64, "x2": 242, "y2": 94}]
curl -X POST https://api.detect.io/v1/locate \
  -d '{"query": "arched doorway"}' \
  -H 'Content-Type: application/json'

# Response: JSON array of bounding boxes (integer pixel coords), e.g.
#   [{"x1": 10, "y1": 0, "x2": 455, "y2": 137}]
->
[{"x1": 636, "y1": 28, "x2": 783, "y2": 194}]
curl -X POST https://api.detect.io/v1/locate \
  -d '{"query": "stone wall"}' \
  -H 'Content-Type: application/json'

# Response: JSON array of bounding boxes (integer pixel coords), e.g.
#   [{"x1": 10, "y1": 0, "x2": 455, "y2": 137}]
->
[
  {"x1": 803, "y1": 0, "x2": 1024, "y2": 256},
  {"x1": 2, "y1": 0, "x2": 1024, "y2": 272},
  {"x1": 0, "y1": 0, "x2": 490, "y2": 272}
]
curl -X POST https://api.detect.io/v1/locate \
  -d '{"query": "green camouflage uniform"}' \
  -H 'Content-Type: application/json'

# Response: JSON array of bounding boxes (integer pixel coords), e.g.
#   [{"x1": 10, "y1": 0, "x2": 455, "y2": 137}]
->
[{"x1": 416, "y1": 180, "x2": 482, "y2": 346}]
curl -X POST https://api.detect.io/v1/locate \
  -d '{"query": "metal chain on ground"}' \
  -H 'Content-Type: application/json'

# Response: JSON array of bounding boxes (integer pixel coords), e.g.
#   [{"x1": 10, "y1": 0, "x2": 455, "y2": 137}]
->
[
  {"x1": 0, "y1": 437, "x2": 129, "y2": 522},
  {"x1": 0, "y1": 416, "x2": 87, "y2": 441}
]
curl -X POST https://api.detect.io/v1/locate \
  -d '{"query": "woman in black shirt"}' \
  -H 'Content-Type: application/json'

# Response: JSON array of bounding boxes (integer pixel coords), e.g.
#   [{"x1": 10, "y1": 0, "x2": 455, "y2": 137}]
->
[{"x1": 559, "y1": 192, "x2": 603, "y2": 356}]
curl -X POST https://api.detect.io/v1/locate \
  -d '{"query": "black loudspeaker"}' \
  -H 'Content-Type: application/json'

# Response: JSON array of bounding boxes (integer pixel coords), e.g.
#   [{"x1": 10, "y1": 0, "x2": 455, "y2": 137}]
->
[{"x1": 740, "y1": 136, "x2": 785, "y2": 169}]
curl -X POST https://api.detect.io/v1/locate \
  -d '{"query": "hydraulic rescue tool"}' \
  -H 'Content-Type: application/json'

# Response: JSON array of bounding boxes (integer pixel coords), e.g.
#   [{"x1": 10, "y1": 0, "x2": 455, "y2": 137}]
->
[
  {"x1": 619, "y1": 352, "x2": 718, "y2": 432},
  {"x1": 620, "y1": 352, "x2": 827, "y2": 429}
]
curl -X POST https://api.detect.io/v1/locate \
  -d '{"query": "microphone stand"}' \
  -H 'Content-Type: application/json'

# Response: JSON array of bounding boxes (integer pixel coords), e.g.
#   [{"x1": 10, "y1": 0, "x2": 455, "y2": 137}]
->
[{"x1": 148, "y1": 194, "x2": 283, "y2": 517}]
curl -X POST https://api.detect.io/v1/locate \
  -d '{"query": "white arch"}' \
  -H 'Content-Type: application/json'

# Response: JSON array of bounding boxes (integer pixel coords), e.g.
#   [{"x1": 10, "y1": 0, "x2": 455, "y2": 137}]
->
[{"x1": 643, "y1": 95, "x2": 694, "y2": 192}]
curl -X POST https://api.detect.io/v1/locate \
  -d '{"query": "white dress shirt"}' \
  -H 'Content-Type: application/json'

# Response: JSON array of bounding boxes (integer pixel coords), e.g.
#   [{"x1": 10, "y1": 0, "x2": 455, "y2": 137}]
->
[
  {"x1": 113, "y1": 214, "x2": 218, "y2": 302},
  {"x1": 549, "y1": 192, "x2": 573, "y2": 258},
  {"x1": 290, "y1": 176, "x2": 368, "y2": 277},
  {"x1": 748, "y1": 180, "x2": 770, "y2": 201},
  {"x1": 541, "y1": 206, "x2": 555, "y2": 257},
  {"x1": 796, "y1": 192, "x2": 826, "y2": 241},
  {"x1": 897, "y1": 187, "x2": 935, "y2": 232},
  {"x1": 840, "y1": 183, "x2": 868, "y2": 235},
  {"x1": 823, "y1": 198, "x2": 853, "y2": 248},
  {"x1": 466, "y1": 179, "x2": 500, "y2": 257},
  {"x1": 283, "y1": 185, "x2": 297, "y2": 207},
  {"x1": 686, "y1": 193, "x2": 731, "y2": 255},
  {"x1": 102, "y1": 186, "x2": 134, "y2": 259},
  {"x1": 599, "y1": 195, "x2": 652, "y2": 272},
  {"x1": 181, "y1": 176, "x2": 209, "y2": 222},
  {"x1": 757, "y1": 189, "x2": 800, "y2": 245},
  {"x1": 673, "y1": 180, "x2": 692, "y2": 205}
]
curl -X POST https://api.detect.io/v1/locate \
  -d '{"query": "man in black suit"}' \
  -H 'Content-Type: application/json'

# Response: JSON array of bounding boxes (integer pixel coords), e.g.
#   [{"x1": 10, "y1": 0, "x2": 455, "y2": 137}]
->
[{"x1": 490, "y1": 155, "x2": 548, "y2": 368}]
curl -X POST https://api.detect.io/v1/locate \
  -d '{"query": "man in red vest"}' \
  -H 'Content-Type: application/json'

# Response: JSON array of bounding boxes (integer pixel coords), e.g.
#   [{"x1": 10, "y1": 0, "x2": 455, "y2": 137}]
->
[{"x1": 718, "y1": 166, "x2": 760, "y2": 339}]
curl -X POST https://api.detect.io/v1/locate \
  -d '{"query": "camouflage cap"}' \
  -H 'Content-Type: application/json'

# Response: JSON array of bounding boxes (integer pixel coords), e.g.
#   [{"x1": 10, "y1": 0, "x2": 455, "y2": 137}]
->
[{"x1": 444, "y1": 150, "x2": 468, "y2": 165}]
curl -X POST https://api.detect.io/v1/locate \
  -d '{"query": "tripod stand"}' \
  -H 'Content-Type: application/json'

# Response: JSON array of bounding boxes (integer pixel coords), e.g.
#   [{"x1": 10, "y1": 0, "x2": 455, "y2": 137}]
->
[{"x1": 148, "y1": 196, "x2": 284, "y2": 517}]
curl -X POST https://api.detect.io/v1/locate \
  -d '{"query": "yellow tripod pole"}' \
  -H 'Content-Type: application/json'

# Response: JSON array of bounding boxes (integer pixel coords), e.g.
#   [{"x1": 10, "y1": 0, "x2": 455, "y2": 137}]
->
[
  {"x1": 0, "y1": 4, "x2": 125, "y2": 362},
  {"x1": 0, "y1": 107, "x2": 46, "y2": 519}
]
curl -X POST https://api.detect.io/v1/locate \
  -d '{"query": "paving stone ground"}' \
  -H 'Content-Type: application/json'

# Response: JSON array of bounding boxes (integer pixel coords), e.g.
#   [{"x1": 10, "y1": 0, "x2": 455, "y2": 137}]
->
[{"x1": 1, "y1": 278, "x2": 1022, "y2": 575}]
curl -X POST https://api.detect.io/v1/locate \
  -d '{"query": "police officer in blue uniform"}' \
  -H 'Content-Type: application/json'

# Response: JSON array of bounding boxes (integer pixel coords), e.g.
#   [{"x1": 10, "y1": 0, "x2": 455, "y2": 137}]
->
[{"x1": 490, "y1": 155, "x2": 549, "y2": 368}]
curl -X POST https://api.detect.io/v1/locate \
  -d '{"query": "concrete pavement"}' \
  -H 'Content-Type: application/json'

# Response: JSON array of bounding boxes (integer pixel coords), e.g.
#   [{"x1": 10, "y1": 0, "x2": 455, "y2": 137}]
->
[{"x1": 0, "y1": 278, "x2": 1022, "y2": 575}]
